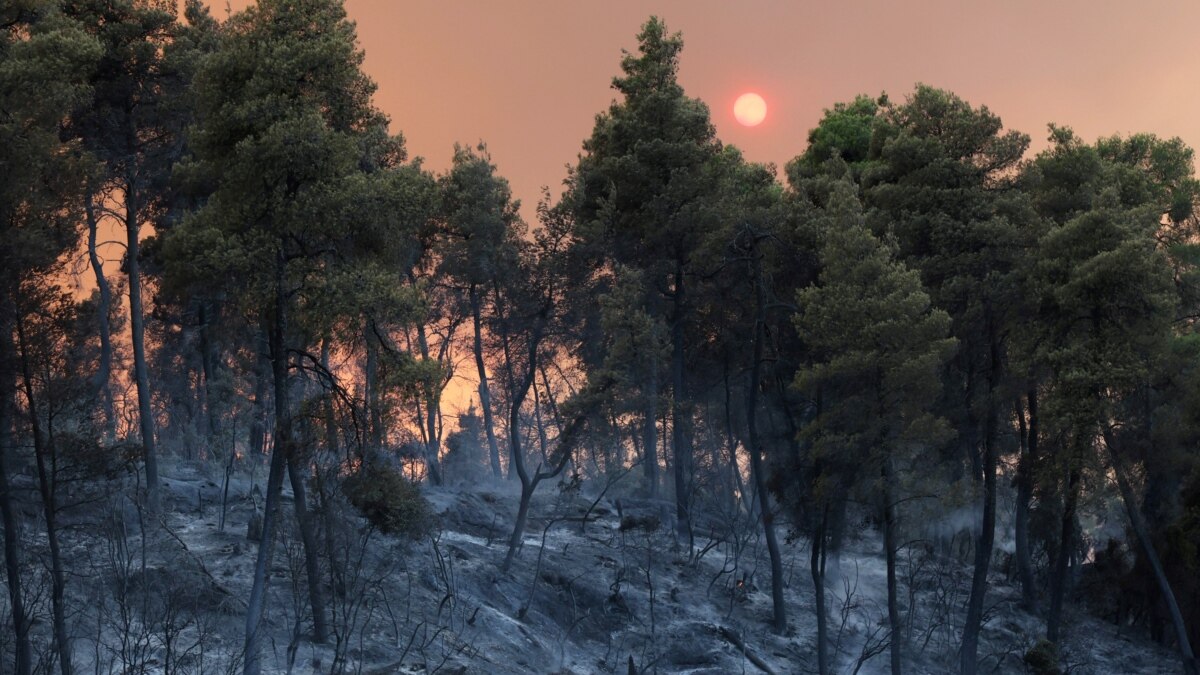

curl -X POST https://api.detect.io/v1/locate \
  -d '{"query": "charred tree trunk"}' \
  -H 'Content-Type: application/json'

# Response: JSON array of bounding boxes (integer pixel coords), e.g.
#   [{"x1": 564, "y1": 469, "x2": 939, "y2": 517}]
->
[
  {"x1": 413, "y1": 321, "x2": 444, "y2": 485},
  {"x1": 812, "y1": 506, "x2": 829, "y2": 675},
  {"x1": 1104, "y1": 431, "x2": 1198, "y2": 675},
  {"x1": 1046, "y1": 462, "x2": 1080, "y2": 645},
  {"x1": 364, "y1": 322, "x2": 382, "y2": 453},
  {"x1": 670, "y1": 263, "x2": 692, "y2": 544},
  {"x1": 1015, "y1": 390, "x2": 1039, "y2": 613},
  {"x1": 961, "y1": 323, "x2": 1000, "y2": 675},
  {"x1": 470, "y1": 286, "x2": 503, "y2": 478},
  {"x1": 244, "y1": 252, "x2": 293, "y2": 675},
  {"x1": 84, "y1": 191, "x2": 116, "y2": 441},
  {"x1": 745, "y1": 247, "x2": 786, "y2": 634},
  {"x1": 198, "y1": 301, "x2": 221, "y2": 442},
  {"x1": 883, "y1": 458, "x2": 902, "y2": 675},
  {"x1": 287, "y1": 456, "x2": 329, "y2": 643},
  {"x1": 499, "y1": 307, "x2": 544, "y2": 573},
  {"x1": 125, "y1": 182, "x2": 159, "y2": 510},
  {"x1": 0, "y1": 317, "x2": 32, "y2": 675},
  {"x1": 320, "y1": 339, "x2": 339, "y2": 457},
  {"x1": 249, "y1": 333, "x2": 270, "y2": 463},
  {"x1": 16, "y1": 318, "x2": 72, "y2": 675}
]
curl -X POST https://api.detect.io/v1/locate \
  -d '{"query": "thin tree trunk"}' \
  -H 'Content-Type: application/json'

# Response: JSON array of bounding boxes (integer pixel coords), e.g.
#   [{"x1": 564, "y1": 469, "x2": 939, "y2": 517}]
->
[
  {"x1": 1047, "y1": 463, "x2": 1080, "y2": 645},
  {"x1": 0, "y1": 317, "x2": 32, "y2": 675},
  {"x1": 883, "y1": 458, "x2": 901, "y2": 675},
  {"x1": 670, "y1": 263, "x2": 692, "y2": 543},
  {"x1": 812, "y1": 507, "x2": 829, "y2": 675},
  {"x1": 249, "y1": 333, "x2": 270, "y2": 462},
  {"x1": 746, "y1": 250, "x2": 786, "y2": 634},
  {"x1": 961, "y1": 327, "x2": 1000, "y2": 675},
  {"x1": 414, "y1": 322, "x2": 443, "y2": 485},
  {"x1": 320, "y1": 339, "x2": 339, "y2": 457},
  {"x1": 364, "y1": 323, "x2": 382, "y2": 453},
  {"x1": 244, "y1": 253, "x2": 293, "y2": 675},
  {"x1": 198, "y1": 302, "x2": 221, "y2": 441},
  {"x1": 287, "y1": 456, "x2": 328, "y2": 643},
  {"x1": 642, "y1": 368, "x2": 659, "y2": 499},
  {"x1": 470, "y1": 286, "x2": 502, "y2": 478},
  {"x1": 499, "y1": 305, "x2": 541, "y2": 573},
  {"x1": 85, "y1": 191, "x2": 116, "y2": 441},
  {"x1": 125, "y1": 183, "x2": 159, "y2": 510},
  {"x1": 503, "y1": 481, "x2": 534, "y2": 573},
  {"x1": 723, "y1": 368, "x2": 753, "y2": 517},
  {"x1": 1103, "y1": 431, "x2": 1198, "y2": 675},
  {"x1": 16, "y1": 319, "x2": 72, "y2": 675},
  {"x1": 1015, "y1": 390, "x2": 1039, "y2": 613}
]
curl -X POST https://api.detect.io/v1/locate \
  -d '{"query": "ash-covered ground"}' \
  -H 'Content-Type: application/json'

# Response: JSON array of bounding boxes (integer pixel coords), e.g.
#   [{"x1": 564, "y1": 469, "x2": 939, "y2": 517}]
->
[{"x1": 15, "y1": 458, "x2": 1184, "y2": 674}]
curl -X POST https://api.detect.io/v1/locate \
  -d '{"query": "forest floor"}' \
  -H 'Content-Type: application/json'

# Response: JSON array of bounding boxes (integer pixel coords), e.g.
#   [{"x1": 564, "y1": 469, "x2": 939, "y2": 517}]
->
[{"x1": 47, "y1": 458, "x2": 1187, "y2": 674}]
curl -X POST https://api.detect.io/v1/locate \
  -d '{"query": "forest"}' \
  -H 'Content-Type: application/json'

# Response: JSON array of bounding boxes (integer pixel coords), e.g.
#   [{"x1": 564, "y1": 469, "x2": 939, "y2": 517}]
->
[{"x1": 3, "y1": 1, "x2": 1200, "y2": 674}]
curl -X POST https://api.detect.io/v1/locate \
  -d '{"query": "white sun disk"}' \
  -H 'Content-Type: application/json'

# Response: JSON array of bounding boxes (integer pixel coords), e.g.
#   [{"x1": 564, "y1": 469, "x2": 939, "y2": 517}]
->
[{"x1": 734, "y1": 93, "x2": 767, "y2": 127}]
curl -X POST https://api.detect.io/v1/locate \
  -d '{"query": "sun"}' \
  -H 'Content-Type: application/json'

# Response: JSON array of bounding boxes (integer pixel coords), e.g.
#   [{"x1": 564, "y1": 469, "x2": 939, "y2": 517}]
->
[{"x1": 734, "y1": 93, "x2": 767, "y2": 127}]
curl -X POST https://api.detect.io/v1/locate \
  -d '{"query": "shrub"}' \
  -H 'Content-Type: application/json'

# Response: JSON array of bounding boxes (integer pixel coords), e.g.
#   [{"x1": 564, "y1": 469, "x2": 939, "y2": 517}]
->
[
  {"x1": 342, "y1": 462, "x2": 433, "y2": 539},
  {"x1": 1023, "y1": 639, "x2": 1061, "y2": 675}
]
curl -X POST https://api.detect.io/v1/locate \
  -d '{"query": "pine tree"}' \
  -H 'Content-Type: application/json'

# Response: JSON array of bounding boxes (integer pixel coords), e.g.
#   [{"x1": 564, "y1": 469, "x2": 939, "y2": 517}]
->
[
  {"x1": 564, "y1": 17, "x2": 727, "y2": 538},
  {"x1": 793, "y1": 182, "x2": 955, "y2": 674},
  {"x1": 162, "y1": 0, "x2": 417, "y2": 669}
]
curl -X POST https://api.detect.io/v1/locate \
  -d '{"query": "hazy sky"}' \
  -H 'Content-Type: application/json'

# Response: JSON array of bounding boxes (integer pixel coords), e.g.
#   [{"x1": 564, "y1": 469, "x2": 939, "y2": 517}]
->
[{"x1": 209, "y1": 0, "x2": 1200, "y2": 222}]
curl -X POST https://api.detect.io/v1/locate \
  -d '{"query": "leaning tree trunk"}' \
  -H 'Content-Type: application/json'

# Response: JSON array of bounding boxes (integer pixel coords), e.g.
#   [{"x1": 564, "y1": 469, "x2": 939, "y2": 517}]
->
[
  {"x1": 85, "y1": 190, "x2": 117, "y2": 441},
  {"x1": 125, "y1": 181, "x2": 159, "y2": 510},
  {"x1": 470, "y1": 286, "x2": 503, "y2": 478},
  {"x1": 499, "y1": 312, "x2": 543, "y2": 573},
  {"x1": 244, "y1": 254, "x2": 293, "y2": 675},
  {"x1": 17, "y1": 318, "x2": 72, "y2": 675},
  {"x1": 0, "y1": 317, "x2": 32, "y2": 675},
  {"x1": 1104, "y1": 431, "x2": 1198, "y2": 675}
]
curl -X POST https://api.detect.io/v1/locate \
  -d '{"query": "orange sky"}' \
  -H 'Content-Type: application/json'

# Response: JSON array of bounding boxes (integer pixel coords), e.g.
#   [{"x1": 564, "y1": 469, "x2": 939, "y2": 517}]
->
[{"x1": 209, "y1": 0, "x2": 1199, "y2": 221}]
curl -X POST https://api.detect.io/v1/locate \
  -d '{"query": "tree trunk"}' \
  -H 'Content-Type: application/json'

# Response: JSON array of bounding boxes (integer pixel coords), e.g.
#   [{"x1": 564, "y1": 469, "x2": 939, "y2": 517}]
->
[
  {"x1": 670, "y1": 263, "x2": 692, "y2": 544},
  {"x1": 642, "y1": 368, "x2": 659, "y2": 499},
  {"x1": 249, "y1": 333, "x2": 270, "y2": 462},
  {"x1": 413, "y1": 322, "x2": 444, "y2": 485},
  {"x1": 470, "y1": 286, "x2": 503, "y2": 478},
  {"x1": 746, "y1": 251, "x2": 786, "y2": 634},
  {"x1": 1015, "y1": 390, "x2": 1039, "y2": 613},
  {"x1": 364, "y1": 323, "x2": 382, "y2": 453},
  {"x1": 1047, "y1": 463, "x2": 1080, "y2": 645},
  {"x1": 883, "y1": 458, "x2": 902, "y2": 675},
  {"x1": 320, "y1": 339, "x2": 339, "y2": 458},
  {"x1": 125, "y1": 184, "x2": 159, "y2": 510},
  {"x1": 16, "y1": 319, "x2": 72, "y2": 675},
  {"x1": 503, "y1": 481, "x2": 534, "y2": 574},
  {"x1": 961, "y1": 410, "x2": 997, "y2": 675},
  {"x1": 0, "y1": 316, "x2": 32, "y2": 675},
  {"x1": 287, "y1": 456, "x2": 329, "y2": 643},
  {"x1": 244, "y1": 254, "x2": 293, "y2": 675},
  {"x1": 961, "y1": 329, "x2": 1000, "y2": 675},
  {"x1": 812, "y1": 507, "x2": 829, "y2": 675},
  {"x1": 1104, "y1": 431, "x2": 1198, "y2": 675},
  {"x1": 198, "y1": 301, "x2": 221, "y2": 442},
  {"x1": 85, "y1": 191, "x2": 116, "y2": 441}
]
